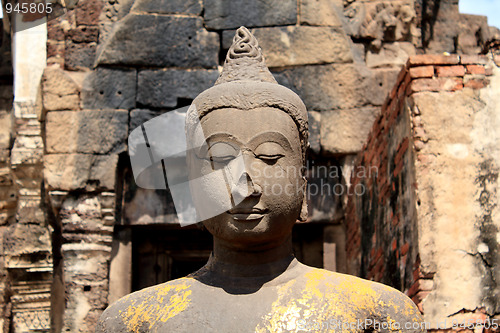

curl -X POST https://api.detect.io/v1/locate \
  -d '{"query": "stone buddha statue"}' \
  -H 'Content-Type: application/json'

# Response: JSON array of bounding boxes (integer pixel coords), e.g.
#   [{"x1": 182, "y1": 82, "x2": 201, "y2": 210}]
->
[{"x1": 96, "y1": 27, "x2": 425, "y2": 333}]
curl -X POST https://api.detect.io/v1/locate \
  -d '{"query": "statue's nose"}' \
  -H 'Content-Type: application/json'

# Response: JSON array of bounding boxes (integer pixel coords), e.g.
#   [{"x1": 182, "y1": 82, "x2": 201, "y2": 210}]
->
[
  {"x1": 231, "y1": 172, "x2": 262, "y2": 204},
  {"x1": 246, "y1": 174, "x2": 262, "y2": 197}
]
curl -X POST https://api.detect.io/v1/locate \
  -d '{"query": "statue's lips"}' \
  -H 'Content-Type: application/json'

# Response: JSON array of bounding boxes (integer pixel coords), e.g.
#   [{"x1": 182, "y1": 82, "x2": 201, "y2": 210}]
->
[{"x1": 228, "y1": 207, "x2": 268, "y2": 221}]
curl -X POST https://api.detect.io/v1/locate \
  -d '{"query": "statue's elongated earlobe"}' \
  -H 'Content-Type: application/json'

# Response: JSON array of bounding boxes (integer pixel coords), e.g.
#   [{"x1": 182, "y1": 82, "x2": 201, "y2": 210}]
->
[{"x1": 298, "y1": 177, "x2": 308, "y2": 222}]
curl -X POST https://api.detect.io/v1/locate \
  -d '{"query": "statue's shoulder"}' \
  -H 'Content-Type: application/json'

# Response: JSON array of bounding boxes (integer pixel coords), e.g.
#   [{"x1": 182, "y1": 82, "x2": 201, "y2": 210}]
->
[
  {"x1": 302, "y1": 267, "x2": 424, "y2": 329},
  {"x1": 96, "y1": 277, "x2": 196, "y2": 333}
]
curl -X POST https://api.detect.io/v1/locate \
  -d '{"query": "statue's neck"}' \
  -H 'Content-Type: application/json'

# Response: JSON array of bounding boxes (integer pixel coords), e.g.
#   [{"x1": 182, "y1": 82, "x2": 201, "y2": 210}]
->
[
  {"x1": 208, "y1": 235, "x2": 295, "y2": 277},
  {"x1": 189, "y1": 235, "x2": 302, "y2": 292},
  {"x1": 205, "y1": 252, "x2": 296, "y2": 279}
]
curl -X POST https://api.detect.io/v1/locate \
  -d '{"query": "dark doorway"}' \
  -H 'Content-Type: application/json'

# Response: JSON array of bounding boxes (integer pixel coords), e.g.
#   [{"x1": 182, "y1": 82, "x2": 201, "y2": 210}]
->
[
  {"x1": 131, "y1": 223, "x2": 331, "y2": 291},
  {"x1": 131, "y1": 224, "x2": 212, "y2": 292}
]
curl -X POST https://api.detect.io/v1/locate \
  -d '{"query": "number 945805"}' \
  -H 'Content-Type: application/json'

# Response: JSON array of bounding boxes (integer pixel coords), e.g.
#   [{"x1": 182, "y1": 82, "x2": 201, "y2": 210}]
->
[{"x1": 5, "y1": 1, "x2": 52, "y2": 14}]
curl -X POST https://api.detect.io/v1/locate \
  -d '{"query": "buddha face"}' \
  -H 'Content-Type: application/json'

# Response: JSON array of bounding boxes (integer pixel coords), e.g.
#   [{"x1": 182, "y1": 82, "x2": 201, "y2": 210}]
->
[{"x1": 187, "y1": 107, "x2": 305, "y2": 250}]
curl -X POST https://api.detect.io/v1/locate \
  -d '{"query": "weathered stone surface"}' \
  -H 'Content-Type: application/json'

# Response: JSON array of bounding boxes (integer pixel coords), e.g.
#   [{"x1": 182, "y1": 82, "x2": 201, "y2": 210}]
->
[
  {"x1": 131, "y1": 0, "x2": 201, "y2": 14},
  {"x1": 59, "y1": 195, "x2": 107, "y2": 234},
  {"x1": 44, "y1": 94, "x2": 80, "y2": 111},
  {"x1": 137, "y1": 69, "x2": 218, "y2": 108},
  {"x1": 351, "y1": 42, "x2": 365, "y2": 64},
  {"x1": 65, "y1": 41, "x2": 97, "y2": 70},
  {"x1": 365, "y1": 68, "x2": 400, "y2": 106},
  {"x1": 108, "y1": 229, "x2": 131, "y2": 303},
  {"x1": 47, "y1": 50, "x2": 64, "y2": 68},
  {"x1": 65, "y1": 281, "x2": 108, "y2": 310},
  {"x1": 96, "y1": 14, "x2": 218, "y2": 68},
  {"x1": 63, "y1": 280, "x2": 108, "y2": 331},
  {"x1": 409, "y1": 76, "x2": 500, "y2": 321},
  {"x1": 457, "y1": 14, "x2": 490, "y2": 55},
  {"x1": 62, "y1": 234, "x2": 111, "y2": 333},
  {"x1": 343, "y1": 1, "x2": 366, "y2": 37},
  {"x1": 461, "y1": 55, "x2": 489, "y2": 66},
  {"x1": 47, "y1": 40, "x2": 64, "y2": 61},
  {"x1": 82, "y1": 68, "x2": 136, "y2": 110},
  {"x1": 0, "y1": 150, "x2": 9, "y2": 163},
  {"x1": 366, "y1": 42, "x2": 416, "y2": 68},
  {"x1": 10, "y1": 165, "x2": 42, "y2": 180},
  {"x1": 45, "y1": 110, "x2": 128, "y2": 154},
  {"x1": 62, "y1": 244, "x2": 111, "y2": 281},
  {"x1": 299, "y1": 0, "x2": 342, "y2": 27},
  {"x1": 321, "y1": 107, "x2": 379, "y2": 154},
  {"x1": 0, "y1": 112, "x2": 11, "y2": 149},
  {"x1": 75, "y1": 0, "x2": 103, "y2": 25},
  {"x1": 47, "y1": 19, "x2": 65, "y2": 41},
  {"x1": 64, "y1": 308, "x2": 103, "y2": 333},
  {"x1": 204, "y1": 0, "x2": 296, "y2": 30},
  {"x1": 424, "y1": 1, "x2": 494, "y2": 54},
  {"x1": 3, "y1": 223, "x2": 51, "y2": 256},
  {"x1": 15, "y1": 118, "x2": 42, "y2": 137},
  {"x1": 308, "y1": 111, "x2": 321, "y2": 155},
  {"x1": 11, "y1": 136, "x2": 43, "y2": 165},
  {"x1": 356, "y1": 1, "x2": 417, "y2": 44},
  {"x1": 0, "y1": 167, "x2": 12, "y2": 186},
  {"x1": 42, "y1": 67, "x2": 81, "y2": 111},
  {"x1": 16, "y1": 198, "x2": 45, "y2": 224},
  {"x1": 0, "y1": 194, "x2": 15, "y2": 225},
  {"x1": 67, "y1": 26, "x2": 99, "y2": 43},
  {"x1": 99, "y1": 0, "x2": 135, "y2": 47},
  {"x1": 42, "y1": 67, "x2": 79, "y2": 96},
  {"x1": 223, "y1": 26, "x2": 352, "y2": 67},
  {"x1": 44, "y1": 154, "x2": 119, "y2": 191},
  {"x1": 274, "y1": 64, "x2": 374, "y2": 111}
]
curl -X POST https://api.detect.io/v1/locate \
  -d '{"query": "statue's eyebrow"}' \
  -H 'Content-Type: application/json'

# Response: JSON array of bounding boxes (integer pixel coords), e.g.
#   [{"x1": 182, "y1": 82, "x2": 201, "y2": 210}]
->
[
  {"x1": 193, "y1": 133, "x2": 242, "y2": 158},
  {"x1": 247, "y1": 132, "x2": 293, "y2": 152},
  {"x1": 204, "y1": 133, "x2": 244, "y2": 147}
]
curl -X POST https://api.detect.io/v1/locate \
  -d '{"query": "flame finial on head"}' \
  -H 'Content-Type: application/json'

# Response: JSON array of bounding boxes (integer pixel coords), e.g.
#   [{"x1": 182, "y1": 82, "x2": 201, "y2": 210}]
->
[
  {"x1": 227, "y1": 27, "x2": 262, "y2": 61},
  {"x1": 215, "y1": 27, "x2": 277, "y2": 85}
]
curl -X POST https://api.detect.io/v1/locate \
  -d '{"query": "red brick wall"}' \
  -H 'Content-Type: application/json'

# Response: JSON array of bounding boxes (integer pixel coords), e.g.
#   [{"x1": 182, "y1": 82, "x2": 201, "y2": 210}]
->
[{"x1": 345, "y1": 54, "x2": 493, "y2": 313}]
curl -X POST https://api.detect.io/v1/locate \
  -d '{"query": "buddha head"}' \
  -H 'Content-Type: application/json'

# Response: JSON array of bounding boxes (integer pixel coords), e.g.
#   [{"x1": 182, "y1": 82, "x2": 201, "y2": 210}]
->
[{"x1": 185, "y1": 27, "x2": 308, "y2": 251}]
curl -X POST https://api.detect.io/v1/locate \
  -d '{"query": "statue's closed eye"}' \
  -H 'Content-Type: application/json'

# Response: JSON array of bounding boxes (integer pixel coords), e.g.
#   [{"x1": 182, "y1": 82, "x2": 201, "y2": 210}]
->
[
  {"x1": 254, "y1": 142, "x2": 285, "y2": 164},
  {"x1": 206, "y1": 142, "x2": 239, "y2": 163}
]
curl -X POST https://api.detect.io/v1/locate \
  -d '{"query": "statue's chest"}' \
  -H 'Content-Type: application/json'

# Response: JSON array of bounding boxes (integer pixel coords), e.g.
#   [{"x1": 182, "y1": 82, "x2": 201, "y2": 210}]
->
[{"x1": 144, "y1": 285, "x2": 364, "y2": 333}]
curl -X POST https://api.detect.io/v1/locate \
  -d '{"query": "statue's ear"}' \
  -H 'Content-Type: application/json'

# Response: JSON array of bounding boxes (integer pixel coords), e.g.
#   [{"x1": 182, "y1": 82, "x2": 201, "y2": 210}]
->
[{"x1": 298, "y1": 177, "x2": 308, "y2": 222}]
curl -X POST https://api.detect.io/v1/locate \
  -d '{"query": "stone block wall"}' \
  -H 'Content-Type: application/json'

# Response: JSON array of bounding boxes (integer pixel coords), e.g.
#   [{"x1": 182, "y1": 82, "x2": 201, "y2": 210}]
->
[
  {"x1": 39, "y1": 0, "x2": 425, "y2": 329},
  {"x1": 418, "y1": 0, "x2": 499, "y2": 54},
  {"x1": 41, "y1": 66, "x2": 120, "y2": 331},
  {"x1": 0, "y1": 0, "x2": 492, "y2": 331},
  {"x1": 1, "y1": 14, "x2": 53, "y2": 332},
  {"x1": 345, "y1": 53, "x2": 500, "y2": 328},
  {"x1": 47, "y1": 0, "x2": 102, "y2": 69},
  {"x1": 0, "y1": 22, "x2": 14, "y2": 332}
]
